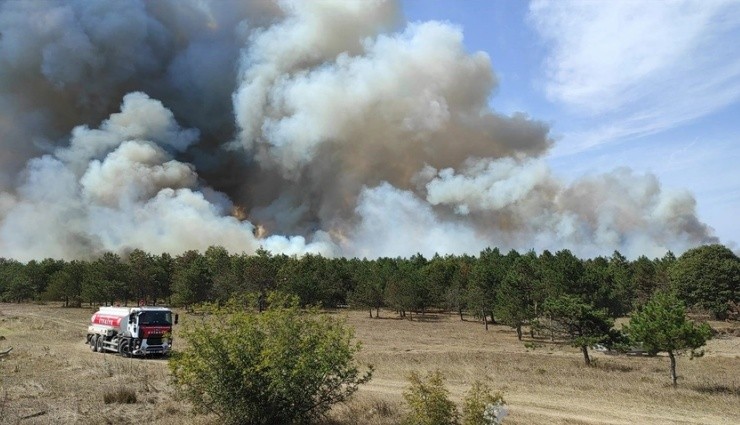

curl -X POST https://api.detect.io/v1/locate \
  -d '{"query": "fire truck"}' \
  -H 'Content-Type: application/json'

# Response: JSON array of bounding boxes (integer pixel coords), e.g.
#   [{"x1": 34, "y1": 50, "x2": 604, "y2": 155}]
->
[{"x1": 87, "y1": 306, "x2": 177, "y2": 357}]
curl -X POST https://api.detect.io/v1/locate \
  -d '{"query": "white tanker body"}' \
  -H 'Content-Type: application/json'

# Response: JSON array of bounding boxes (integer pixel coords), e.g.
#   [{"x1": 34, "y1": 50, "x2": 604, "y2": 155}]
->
[{"x1": 87, "y1": 306, "x2": 177, "y2": 357}]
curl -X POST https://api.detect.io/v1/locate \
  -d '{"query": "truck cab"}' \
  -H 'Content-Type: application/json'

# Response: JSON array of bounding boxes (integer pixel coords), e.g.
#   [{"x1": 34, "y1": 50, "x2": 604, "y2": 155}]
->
[{"x1": 126, "y1": 307, "x2": 175, "y2": 355}]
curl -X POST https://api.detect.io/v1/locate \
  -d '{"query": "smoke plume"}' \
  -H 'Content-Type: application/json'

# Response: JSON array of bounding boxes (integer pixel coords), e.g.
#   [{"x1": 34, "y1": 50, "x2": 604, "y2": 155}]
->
[{"x1": 0, "y1": 0, "x2": 717, "y2": 261}]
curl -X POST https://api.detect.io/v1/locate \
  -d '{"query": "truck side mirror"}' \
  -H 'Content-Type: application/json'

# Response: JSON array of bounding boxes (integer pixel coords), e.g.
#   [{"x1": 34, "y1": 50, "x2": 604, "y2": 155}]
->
[
  {"x1": 174, "y1": 314, "x2": 179, "y2": 325},
  {"x1": 129, "y1": 315, "x2": 135, "y2": 324}
]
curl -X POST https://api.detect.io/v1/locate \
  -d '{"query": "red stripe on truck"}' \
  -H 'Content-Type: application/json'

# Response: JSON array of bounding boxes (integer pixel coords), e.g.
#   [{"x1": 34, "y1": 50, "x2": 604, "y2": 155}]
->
[{"x1": 91, "y1": 314, "x2": 123, "y2": 327}]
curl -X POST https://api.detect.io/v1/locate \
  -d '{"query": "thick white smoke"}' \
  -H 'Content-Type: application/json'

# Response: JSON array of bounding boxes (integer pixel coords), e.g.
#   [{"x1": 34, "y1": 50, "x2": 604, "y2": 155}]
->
[
  {"x1": 0, "y1": 0, "x2": 717, "y2": 261},
  {"x1": 0, "y1": 93, "x2": 337, "y2": 261}
]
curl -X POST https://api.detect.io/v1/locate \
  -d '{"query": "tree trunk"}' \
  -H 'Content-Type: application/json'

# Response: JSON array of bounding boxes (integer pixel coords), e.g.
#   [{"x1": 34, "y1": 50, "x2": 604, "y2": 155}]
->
[
  {"x1": 369, "y1": 308, "x2": 373, "y2": 318},
  {"x1": 459, "y1": 308, "x2": 464, "y2": 321},
  {"x1": 581, "y1": 345, "x2": 591, "y2": 366},
  {"x1": 530, "y1": 327, "x2": 535, "y2": 339},
  {"x1": 669, "y1": 351, "x2": 677, "y2": 387},
  {"x1": 516, "y1": 324, "x2": 523, "y2": 341},
  {"x1": 489, "y1": 311, "x2": 496, "y2": 325},
  {"x1": 483, "y1": 310, "x2": 488, "y2": 331},
  {"x1": 376, "y1": 306, "x2": 380, "y2": 318}
]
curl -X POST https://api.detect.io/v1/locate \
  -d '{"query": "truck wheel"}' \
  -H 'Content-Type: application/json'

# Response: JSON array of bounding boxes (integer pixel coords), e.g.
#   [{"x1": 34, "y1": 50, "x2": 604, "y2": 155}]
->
[
  {"x1": 119, "y1": 340, "x2": 131, "y2": 357},
  {"x1": 96, "y1": 336, "x2": 104, "y2": 353},
  {"x1": 90, "y1": 335, "x2": 98, "y2": 352}
]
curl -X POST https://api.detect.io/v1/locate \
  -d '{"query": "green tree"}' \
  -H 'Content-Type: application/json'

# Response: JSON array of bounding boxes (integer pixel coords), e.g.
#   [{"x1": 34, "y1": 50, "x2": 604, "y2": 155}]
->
[
  {"x1": 632, "y1": 255, "x2": 658, "y2": 309},
  {"x1": 655, "y1": 251, "x2": 676, "y2": 291},
  {"x1": 24, "y1": 260, "x2": 47, "y2": 299},
  {"x1": 349, "y1": 259, "x2": 386, "y2": 318},
  {"x1": 384, "y1": 257, "x2": 426, "y2": 320},
  {"x1": 496, "y1": 253, "x2": 538, "y2": 340},
  {"x1": 237, "y1": 249, "x2": 284, "y2": 312},
  {"x1": 422, "y1": 254, "x2": 455, "y2": 311},
  {"x1": 127, "y1": 249, "x2": 157, "y2": 304},
  {"x1": 44, "y1": 260, "x2": 85, "y2": 307},
  {"x1": 2, "y1": 261, "x2": 33, "y2": 303},
  {"x1": 154, "y1": 253, "x2": 174, "y2": 304},
  {"x1": 406, "y1": 254, "x2": 434, "y2": 316},
  {"x1": 277, "y1": 254, "x2": 343, "y2": 308},
  {"x1": 205, "y1": 245, "x2": 238, "y2": 304},
  {"x1": 540, "y1": 295, "x2": 617, "y2": 366},
  {"x1": 670, "y1": 244, "x2": 739, "y2": 319},
  {"x1": 624, "y1": 291, "x2": 711, "y2": 386},
  {"x1": 544, "y1": 249, "x2": 584, "y2": 298},
  {"x1": 607, "y1": 251, "x2": 634, "y2": 316},
  {"x1": 171, "y1": 250, "x2": 211, "y2": 308},
  {"x1": 468, "y1": 248, "x2": 509, "y2": 329},
  {"x1": 169, "y1": 294, "x2": 372, "y2": 425},
  {"x1": 446, "y1": 255, "x2": 473, "y2": 321},
  {"x1": 45, "y1": 270, "x2": 72, "y2": 305},
  {"x1": 577, "y1": 255, "x2": 632, "y2": 318},
  {"x1": 82, "y1": 252, "x2": 130, "y2": 306}
]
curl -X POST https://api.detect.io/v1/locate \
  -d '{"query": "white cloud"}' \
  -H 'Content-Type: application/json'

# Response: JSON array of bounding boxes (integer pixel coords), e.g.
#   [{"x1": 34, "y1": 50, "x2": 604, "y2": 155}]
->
[{"x1": 529, "y1": 0, "x2": 740, "y2": 152}]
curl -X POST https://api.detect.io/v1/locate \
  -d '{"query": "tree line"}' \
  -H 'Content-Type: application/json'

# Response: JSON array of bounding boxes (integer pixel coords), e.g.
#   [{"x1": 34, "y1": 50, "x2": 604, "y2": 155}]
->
[{"x1": 0, "y1": 244, "x2": 737, "y2": 322}]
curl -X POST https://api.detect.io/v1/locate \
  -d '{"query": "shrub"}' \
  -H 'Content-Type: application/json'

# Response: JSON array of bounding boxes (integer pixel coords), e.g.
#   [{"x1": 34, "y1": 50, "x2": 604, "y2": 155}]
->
[
  {"x1": 103, "y1": 387, "x2": 137, "y2": 404},
  {"x1": 168, "y1": 293, "x2": 372, "y2": 425},
  {"x1": 462, "y1": 381, "x2": 506, "y2": 425},
  {"x1": 403, "y1": 370, "x2": 459, "y2": 425}
]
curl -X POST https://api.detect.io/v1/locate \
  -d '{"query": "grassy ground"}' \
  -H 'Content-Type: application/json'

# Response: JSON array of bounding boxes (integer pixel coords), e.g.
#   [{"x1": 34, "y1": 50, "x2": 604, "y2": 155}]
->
[{"x1": 0, "y1": 303, "x2": 737, "y2": 424}]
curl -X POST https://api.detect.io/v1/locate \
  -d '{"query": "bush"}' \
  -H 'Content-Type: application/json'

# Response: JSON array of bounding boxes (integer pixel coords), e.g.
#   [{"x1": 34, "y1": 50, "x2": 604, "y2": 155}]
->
[
  {"x1": 462, "y1": 381, "x2": 506, "y2": 425},
  {"x1": 403, "y1": 370, "x2": 459, "y2": 425},
  {"x1": 103, "y1": 387, "x2": 137, "y2": 404},
  {"x1": 168, "y1": 293, "x2": 372, "y2": 425}
]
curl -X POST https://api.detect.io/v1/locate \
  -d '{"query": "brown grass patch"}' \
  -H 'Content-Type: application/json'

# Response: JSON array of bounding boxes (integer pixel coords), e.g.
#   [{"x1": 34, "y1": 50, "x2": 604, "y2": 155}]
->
[
  {"x1": 103, "y1": 387, "x2": 137, "y2": 404},
  {"x1": 0, "y1": 303, "x2": 738, "y2": 425}
]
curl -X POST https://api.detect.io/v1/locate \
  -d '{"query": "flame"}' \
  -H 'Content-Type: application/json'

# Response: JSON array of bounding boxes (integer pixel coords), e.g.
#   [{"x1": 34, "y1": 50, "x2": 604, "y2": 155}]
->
[
  {"x1": 232, "y1": 205, "x2": 248, "y2": 221},
  {"x1": 254, "y1": 224, "x2": 268, "y2": 239},
  {"x1": 328, "y1": 226, "x2": 350, "y2": 246}
]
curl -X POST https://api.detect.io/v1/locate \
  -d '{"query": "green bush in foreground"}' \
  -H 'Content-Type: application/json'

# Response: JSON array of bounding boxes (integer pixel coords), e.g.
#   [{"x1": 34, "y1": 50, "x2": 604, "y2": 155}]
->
[
  {"x1": 402, "y1": 371, "x2": 508, "y2": 425},
  {"x1": 168, "y1": 294, "x2": 372, "y2": 425},
  {"x1": 462, "y1": 381, "x2": 506, "y2": 425},
  {"x1": 403, "y1": 370, "x2": 459, "y2": 425}
]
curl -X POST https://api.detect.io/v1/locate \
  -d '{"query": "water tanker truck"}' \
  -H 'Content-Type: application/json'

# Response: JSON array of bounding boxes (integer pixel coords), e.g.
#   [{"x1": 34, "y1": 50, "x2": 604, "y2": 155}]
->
[{"x1": 86, "y1": 306, "x2": 178, "y2": 357}]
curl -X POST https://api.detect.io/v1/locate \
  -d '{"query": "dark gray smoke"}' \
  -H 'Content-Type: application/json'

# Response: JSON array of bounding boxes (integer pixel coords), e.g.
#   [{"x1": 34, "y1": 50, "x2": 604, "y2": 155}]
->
[{"x1": 0, "y1": 0, "x2": 717, "y2": 261}]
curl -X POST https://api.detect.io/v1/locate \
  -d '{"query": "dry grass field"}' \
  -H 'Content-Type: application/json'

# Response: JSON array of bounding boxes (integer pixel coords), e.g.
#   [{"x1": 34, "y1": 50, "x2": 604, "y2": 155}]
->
[{"x1": 0, "y1": 303, "x2": 738, "y2": 425}]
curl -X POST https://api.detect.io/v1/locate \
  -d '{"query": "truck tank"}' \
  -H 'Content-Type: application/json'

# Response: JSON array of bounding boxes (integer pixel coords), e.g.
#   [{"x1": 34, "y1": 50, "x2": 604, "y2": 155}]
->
[{"x1": 90, "y1": 307, "x2": 130, "y2": 334}]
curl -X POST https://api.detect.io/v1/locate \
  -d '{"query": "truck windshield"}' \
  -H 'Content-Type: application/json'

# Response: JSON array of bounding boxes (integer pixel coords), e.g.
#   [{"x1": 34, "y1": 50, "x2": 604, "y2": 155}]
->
[{"x1": 139, "y1": 311, "x2": 172, "y2": 326}]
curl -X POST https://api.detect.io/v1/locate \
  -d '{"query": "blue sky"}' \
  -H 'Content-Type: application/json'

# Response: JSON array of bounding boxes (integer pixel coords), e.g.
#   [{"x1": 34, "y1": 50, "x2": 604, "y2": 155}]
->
[{"x1": 402, "y1": 0, "x2": 740, "y2": 249}]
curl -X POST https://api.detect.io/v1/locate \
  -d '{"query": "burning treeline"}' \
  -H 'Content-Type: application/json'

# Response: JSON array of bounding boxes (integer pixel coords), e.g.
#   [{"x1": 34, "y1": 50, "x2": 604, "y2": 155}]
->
[{"x1": 0, "y1": 0, "x2": 716, "y2": 262}]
